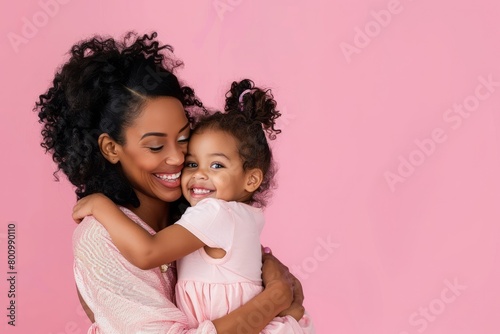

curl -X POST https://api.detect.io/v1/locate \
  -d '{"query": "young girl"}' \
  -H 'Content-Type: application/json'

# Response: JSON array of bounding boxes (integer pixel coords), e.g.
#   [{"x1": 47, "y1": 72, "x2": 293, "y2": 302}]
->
[{"x1": 73, "y1": 79, "x2": 314, "y2": 333}]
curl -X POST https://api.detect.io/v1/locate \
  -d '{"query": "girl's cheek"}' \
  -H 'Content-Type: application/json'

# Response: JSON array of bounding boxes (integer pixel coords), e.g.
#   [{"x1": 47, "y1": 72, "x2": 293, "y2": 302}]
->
[{"x1": 180, "y1": 171, "x2": 190, "y2": 183}]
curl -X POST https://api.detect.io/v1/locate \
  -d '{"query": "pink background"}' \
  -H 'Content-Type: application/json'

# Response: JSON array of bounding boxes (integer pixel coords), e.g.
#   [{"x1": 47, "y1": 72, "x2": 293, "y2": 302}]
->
[{"x1": 1, "y1": 0, "x2": 499, "y2": 333}]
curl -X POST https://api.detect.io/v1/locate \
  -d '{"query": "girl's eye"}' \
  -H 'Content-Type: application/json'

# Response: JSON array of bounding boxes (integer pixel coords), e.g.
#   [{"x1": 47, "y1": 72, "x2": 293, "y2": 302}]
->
[
  {"x1": 185, "y1": 162, "x2": 197, "y2": 168},
  {"x1": 211, "y1": 163, "x2": 224, "y2": 169},
  {"x1": 149, "y1": 146, "x2": 163, "y2": 152}
]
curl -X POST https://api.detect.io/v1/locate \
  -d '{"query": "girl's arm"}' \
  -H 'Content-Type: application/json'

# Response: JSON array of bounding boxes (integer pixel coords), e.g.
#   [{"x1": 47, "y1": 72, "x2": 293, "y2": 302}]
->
[{"x1": 73, "y1": 194, "x2": 204, "y2": 269}]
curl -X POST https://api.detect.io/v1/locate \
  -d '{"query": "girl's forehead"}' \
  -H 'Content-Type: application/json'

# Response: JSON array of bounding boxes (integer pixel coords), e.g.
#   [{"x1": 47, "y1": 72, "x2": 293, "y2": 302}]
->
[{"x1": 189, "y1": 130, "x2": 239, "y2": 153}]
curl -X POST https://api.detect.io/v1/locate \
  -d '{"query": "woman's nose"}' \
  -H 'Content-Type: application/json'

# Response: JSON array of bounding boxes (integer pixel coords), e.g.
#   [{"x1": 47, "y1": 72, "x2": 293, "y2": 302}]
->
[{"x1": 165, "y1": 144, "x2": 185, "y2": 166}]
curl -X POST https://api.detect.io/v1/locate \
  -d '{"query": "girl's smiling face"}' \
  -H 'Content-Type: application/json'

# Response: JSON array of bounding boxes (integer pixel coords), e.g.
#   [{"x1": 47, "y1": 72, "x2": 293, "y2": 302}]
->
[{"x1": 181, "y1": 129, "x2": 255, "y2": 206}]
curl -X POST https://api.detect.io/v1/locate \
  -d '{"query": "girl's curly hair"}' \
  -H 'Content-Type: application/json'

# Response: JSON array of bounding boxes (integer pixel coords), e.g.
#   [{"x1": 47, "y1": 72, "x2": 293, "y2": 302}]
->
[
  {"x1": 35, "y1": 32, "x2": 204, "y2": 209},
  {"x1": 193, "y1": 79, "x2": 281, "y2": 207}
]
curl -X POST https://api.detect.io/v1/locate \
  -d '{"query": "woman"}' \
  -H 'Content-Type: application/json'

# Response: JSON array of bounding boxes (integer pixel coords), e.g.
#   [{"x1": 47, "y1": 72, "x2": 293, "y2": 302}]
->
[{"x1": 35, "y1": 32, "x2": 308, "y2": 333}]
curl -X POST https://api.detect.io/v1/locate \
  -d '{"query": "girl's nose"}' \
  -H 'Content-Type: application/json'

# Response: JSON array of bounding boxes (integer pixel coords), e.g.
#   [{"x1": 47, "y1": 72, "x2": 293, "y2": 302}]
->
[{"x1": 193, "y1": 169, "x2": 208, "y2": 179}]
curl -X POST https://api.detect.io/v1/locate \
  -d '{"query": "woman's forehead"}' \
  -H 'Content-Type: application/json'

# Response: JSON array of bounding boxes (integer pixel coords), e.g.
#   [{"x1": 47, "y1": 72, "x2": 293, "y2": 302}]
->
[{"x1": 128, "y1": 97, "x2": 188, "y2": 134}]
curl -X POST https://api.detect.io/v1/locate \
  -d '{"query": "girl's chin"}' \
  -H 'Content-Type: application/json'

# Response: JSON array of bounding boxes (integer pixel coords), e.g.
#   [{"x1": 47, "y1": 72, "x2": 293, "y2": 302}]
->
[{"x1": 186, "y1": 195, "x2": 213, "y2": 206}]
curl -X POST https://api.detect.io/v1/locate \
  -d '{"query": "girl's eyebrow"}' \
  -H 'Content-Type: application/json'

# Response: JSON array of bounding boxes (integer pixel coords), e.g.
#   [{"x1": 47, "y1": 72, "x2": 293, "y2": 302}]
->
[
  {"x1": 185, "y1": 153, "x2": 229, "y2": 160},
  {"x1": 209, "y1": 153, "x2": 229, "y2": 160},
  {"x1": 140, "y1": 122, "x2": 190, "y2": 140}
]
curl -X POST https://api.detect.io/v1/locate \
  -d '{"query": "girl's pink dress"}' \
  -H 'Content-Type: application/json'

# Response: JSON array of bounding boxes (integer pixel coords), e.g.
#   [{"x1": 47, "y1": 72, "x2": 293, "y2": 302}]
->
[{"x1": 174, "y1": 198, "x2": 314, "y2": 333}]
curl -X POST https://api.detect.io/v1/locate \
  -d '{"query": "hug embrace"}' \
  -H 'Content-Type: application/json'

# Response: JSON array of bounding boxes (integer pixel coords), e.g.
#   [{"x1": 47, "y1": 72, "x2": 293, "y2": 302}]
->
[{"x1": 36, "y1": 31, "x2": 315, "y2": 333}]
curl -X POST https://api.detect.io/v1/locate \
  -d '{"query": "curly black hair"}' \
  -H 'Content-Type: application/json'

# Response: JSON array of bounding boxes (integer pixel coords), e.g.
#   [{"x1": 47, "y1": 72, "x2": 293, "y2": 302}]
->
[
  {"x1": 35, "y1": 31, "x2": 204, "y2": 209},
  {"x1": 193, "y1": 79, "x2": 281, "y2": 207}
]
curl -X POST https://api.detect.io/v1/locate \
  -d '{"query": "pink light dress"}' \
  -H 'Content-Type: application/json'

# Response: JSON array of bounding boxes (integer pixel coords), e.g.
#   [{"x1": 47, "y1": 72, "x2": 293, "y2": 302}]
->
[{"x1": 174, "y1": 198, "x2": 315, "y2": 333}]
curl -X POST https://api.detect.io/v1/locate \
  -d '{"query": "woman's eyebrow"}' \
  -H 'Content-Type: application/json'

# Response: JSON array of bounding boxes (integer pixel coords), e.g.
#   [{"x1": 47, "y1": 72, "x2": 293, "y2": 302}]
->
[
  {"x1": 140, "y1": 132, "x2": 166, "y2": 140},
  {"x1": 140, "y1": 123, "x2": 190, "y2": 140}
]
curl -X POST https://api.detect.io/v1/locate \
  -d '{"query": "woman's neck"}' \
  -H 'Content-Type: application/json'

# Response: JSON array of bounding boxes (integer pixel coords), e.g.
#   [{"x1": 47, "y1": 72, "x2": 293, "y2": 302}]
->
[{"x1": 126, "y1": 195, "x2": 170, "y2": 232}]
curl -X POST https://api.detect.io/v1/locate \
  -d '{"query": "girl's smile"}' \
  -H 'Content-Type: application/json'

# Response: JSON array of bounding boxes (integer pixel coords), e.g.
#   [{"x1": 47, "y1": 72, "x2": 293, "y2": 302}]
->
[{"x1": 181, "y1": 130, "x2": 252, "y2": 206}]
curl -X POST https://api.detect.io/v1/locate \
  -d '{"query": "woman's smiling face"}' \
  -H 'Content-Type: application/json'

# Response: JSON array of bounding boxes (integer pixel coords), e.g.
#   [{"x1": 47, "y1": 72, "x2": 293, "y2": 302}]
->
[{"x1": 115, "y1": 96, "x2": 191, "y2": 205}]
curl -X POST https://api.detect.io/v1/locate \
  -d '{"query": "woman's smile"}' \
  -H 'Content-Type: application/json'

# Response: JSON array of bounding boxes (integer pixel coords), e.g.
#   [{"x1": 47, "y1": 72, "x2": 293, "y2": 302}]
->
[{"x1": 153, "y1": 171, "x2": 182, "y2": 188}]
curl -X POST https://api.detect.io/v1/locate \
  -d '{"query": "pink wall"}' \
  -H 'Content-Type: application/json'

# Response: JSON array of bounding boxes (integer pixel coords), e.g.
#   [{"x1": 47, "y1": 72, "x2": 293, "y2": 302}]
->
[{"x1": 1, "y1": 0, "x2": 499, "y2": 333}]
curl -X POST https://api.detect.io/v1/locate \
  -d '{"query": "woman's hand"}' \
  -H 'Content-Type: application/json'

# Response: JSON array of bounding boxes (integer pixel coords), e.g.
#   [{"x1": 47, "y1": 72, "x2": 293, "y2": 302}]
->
[
  {"x1": 278, "y1": 274, "x2": 305, "y2": 321},
  {"x1": 261, "y1": 249, "x2": 305, "y2": 321},
  {"x1": 72, "y1": 193, "x2": 113, "y2": 223}
]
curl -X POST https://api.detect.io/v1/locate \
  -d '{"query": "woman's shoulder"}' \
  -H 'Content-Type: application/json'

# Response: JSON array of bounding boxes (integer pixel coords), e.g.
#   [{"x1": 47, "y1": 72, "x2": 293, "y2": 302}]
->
[
  {"x1": 72, "y1": 207, "x2": 153, "y2": 251},
  {"x1": 72, "y1": 215, "x2": 113, "y2": 255}
]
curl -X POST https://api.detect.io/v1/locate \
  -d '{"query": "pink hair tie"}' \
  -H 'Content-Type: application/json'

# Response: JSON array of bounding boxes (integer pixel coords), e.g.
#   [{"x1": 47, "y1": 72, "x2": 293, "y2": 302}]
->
[{"x1": 238, "y1": 89, "x2": 254, "y2": 103}]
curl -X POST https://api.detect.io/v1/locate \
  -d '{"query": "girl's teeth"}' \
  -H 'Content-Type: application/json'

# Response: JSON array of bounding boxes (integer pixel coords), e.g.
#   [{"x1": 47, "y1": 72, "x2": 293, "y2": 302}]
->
[
  {"x1": 192, "y1": 188, "x2": 211, "y2": 194},
  {"x1": 155, "y1": 172, "x2": 181, "y2": 181}
]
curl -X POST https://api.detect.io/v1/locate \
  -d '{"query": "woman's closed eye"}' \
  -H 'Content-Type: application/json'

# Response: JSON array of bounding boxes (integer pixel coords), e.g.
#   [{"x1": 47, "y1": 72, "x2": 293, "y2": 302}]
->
[
  {"x1": 178, "y1": 136, "x2": 190, "y2": 144},
  {"x1": 149, "y1": 146, "x2": 163, "y2": 152}
]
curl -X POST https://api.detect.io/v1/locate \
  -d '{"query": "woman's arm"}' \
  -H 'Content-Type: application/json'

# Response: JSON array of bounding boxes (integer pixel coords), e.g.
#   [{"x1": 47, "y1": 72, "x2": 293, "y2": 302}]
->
[
  {"x1": 213, "y1": 281, "x2": 291, "y2": 333},
  {"x1": 212, "y1": 252, "x2": 314, "y2": 333},
  {"x1": 260, "y1": 253, "x2": 315, "y2": 333},
  {"x1": 73, "y1": 194, "x2": 205, "y2": 269},
  {"x1": 212, "y1": 252, "x2": 295, "y2": 333}
]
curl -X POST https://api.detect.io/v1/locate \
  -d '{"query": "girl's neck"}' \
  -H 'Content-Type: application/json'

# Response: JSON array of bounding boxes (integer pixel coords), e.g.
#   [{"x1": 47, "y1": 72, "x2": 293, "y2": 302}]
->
[{"x1": 126, "y1": 195, "x2": 170, "y2": 232}]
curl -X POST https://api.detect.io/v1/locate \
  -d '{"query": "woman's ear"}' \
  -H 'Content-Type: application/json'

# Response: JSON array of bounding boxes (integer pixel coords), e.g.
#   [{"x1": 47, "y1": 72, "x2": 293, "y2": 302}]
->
[
  {"x1": 244, "y1": 168, "x2": 264, "y2": 193},
  {"x1": 98, "y1": 133, "x2": 120, "y2": 164}
]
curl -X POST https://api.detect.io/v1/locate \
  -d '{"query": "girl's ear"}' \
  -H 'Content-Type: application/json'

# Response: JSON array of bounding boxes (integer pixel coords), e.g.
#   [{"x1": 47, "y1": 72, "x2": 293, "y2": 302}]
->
[
  {"x1": 244, "y1": 168, "x2": 264, "y2": 193},
  {"x1": 98, "y1": 133, "x2": 120, "y2": 164}
]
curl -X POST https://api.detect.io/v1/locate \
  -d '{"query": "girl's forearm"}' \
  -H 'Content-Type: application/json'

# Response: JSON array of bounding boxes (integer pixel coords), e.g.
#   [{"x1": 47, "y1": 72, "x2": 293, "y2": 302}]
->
[{"x1": 92, "y1": 200, "x2": 205, "y2": 269}]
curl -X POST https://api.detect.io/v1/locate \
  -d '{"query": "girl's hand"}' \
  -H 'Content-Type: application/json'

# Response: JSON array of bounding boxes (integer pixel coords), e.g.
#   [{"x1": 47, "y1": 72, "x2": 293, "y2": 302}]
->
[
  {"x1": 72, "y1": 193, "x2": 112, "y2": 223},
  {"x1": 261, "y1": 249, "x2": 305, "y2": 321}
]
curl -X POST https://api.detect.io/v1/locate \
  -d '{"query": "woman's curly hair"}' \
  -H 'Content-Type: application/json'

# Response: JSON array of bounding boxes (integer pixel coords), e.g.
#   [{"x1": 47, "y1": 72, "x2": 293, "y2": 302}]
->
[
  {"x1": 35, "y1": 31, "x2": 204, "y2": 209},
  {"x1": 193, "y1": 79, "x2": 281, "y2": 207}
]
